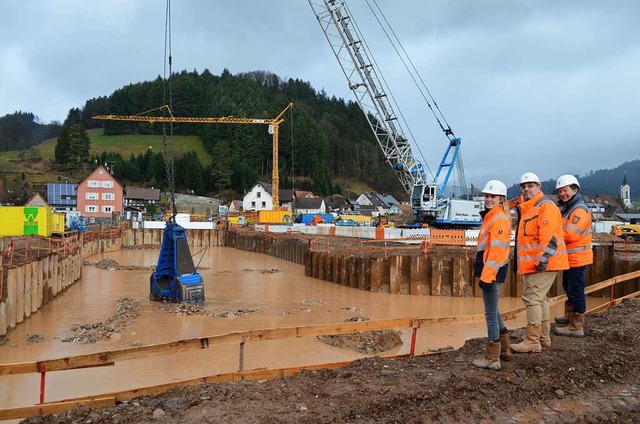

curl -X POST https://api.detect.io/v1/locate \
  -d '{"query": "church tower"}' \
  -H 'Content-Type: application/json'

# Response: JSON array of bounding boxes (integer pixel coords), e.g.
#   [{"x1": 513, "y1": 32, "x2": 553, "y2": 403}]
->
[{"x1": 621, "y1": 172, "x2": 632, "y2": 208}]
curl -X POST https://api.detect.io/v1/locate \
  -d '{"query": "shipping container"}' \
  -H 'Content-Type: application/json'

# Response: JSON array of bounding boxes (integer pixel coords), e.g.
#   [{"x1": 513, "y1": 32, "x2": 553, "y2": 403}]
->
[
  {"x1": 0, "y1": 206, "x2": 66, "y2": 237},
  {"x1": 297, "y1": 213, "x2": 334, "y2": 225},
  {"x1": 258, "y1": 210, "x2": 292, "y2": 224}
]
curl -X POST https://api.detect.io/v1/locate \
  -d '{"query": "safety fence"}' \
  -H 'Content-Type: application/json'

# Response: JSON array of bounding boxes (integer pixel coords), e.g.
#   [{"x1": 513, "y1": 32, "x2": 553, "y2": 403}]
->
[{"x1": 1, "y1": 269, "x2": 639, "y2": 421}]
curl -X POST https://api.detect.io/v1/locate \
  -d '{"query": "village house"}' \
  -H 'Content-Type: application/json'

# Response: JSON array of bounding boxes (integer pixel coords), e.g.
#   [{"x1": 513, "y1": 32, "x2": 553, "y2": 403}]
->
[
  {"x1": 242, "y1": 182, "x2": 295, "y2": 212},
  {"x1": 76, "y1": 166, "x2": 123, "y2": 222}
]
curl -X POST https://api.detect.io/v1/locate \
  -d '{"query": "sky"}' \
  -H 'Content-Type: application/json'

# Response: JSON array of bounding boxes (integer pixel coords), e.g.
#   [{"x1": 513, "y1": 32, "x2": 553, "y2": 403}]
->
[{"x1": 1, "y1": 0, "x2": 639, "y2": 190}]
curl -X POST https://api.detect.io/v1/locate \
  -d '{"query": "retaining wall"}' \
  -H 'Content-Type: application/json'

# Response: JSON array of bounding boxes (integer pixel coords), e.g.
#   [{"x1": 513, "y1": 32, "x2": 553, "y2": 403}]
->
[
  {"x1": 0, "y1": 236, "x2": 122, "y2": 337},
  {"x1": 227, "y1": 230, "x2": 640, "y2": 298}
]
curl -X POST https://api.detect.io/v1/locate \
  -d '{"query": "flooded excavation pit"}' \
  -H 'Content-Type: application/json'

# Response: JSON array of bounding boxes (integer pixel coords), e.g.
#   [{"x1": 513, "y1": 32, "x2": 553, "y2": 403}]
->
[{"x1": 2, "y1": 240, "x2": 634, "y2": 423}]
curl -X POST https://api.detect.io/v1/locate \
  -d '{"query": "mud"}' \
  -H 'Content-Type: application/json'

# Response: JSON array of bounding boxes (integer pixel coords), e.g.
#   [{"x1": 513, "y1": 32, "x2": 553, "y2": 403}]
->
[
  {"x1": 20, "y1": 298, "x2": 640, "y2": 423},
  {"x1": 61, "y1": 298, "x2": 140, "y2": 344}
]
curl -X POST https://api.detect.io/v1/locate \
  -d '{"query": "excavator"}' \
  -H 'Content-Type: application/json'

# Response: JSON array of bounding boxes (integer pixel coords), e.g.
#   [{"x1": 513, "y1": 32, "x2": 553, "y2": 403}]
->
[{"x1": 308, "y1": 0, "x2": 481, "y2": 228}]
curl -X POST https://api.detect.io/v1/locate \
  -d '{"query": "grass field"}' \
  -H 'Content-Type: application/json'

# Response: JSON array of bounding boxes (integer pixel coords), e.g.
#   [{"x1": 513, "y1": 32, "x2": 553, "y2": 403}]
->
[
  {"x1": 0, "y1": 129, "x2": 212, "y2": 195},
  {"x1": 36, "y1": 129, "x2": 212, "y2": 162}
]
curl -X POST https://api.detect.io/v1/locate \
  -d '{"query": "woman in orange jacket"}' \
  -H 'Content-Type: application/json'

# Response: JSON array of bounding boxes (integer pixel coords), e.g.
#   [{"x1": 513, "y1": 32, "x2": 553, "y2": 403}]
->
[{"x1": 472, "y1": 180, "x2": 512, "y2": 371}]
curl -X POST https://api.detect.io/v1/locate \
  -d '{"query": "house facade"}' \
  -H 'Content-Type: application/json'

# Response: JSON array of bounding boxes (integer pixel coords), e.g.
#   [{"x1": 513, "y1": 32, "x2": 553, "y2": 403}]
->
[
  {"x1": 124, "y1": 186, "x2": 161, "y2": 211},
  {"x1": 76, "y1": 166, "x2": 123, "y2": 221},
  {"x1": 242, "y1": 182, "x2": 294, "y2": 212}
]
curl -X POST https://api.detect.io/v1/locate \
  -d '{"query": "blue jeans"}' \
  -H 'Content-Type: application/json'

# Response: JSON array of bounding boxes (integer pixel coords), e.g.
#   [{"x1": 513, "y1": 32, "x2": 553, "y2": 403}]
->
[
  {"x1": 562, "y1": 266, "x2": 587, "y2": 314},
  {"x1": 479, "y1": 280, "x2": 506, "y2": 342}
]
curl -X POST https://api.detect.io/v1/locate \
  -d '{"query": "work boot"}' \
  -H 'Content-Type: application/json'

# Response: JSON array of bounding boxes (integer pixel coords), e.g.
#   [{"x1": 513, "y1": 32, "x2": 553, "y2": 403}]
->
[
  {"x1": 540, "y1": 320, "x2": 552, "y2": 349},
  {"x1": 554, "y1": 313, "x2": 585, "y2": 338},
  {"x1": 472, "y1": 341, "x2": 502, "y2": 371},
  {"x1": 555, "y1": 302, "x2": 573, "y2": 325},
  {"x1": 499, "y1": 333, "x2": 512, "y2": 361},
  {"x1": 510, "y1": 324, "x2": 542, "y2": 353}
]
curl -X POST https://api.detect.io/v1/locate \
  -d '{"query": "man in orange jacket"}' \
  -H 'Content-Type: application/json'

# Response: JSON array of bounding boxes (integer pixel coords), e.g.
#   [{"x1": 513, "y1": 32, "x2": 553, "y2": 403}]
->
[
  {"x1": 553, "y1": 174, "x2": 592, "y2": 337},
  {"x1": 511, "y1": 172, "x2": 569, "y2": 353}
]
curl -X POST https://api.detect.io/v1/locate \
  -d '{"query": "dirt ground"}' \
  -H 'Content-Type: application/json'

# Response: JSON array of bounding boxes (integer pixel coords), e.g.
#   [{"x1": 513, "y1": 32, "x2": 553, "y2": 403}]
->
[{"x1": 20, "y1": 297, "x2": 640, "y2": 423}]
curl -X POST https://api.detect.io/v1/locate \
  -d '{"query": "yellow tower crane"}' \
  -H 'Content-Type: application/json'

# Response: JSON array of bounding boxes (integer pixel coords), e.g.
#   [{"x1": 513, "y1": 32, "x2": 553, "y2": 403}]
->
[{"x1": 93, "y1": 103, "x2": 293, "y2": 208}]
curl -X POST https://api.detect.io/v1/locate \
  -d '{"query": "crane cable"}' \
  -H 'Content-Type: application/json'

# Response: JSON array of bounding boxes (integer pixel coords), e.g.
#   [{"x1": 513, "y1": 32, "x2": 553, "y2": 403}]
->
[
  {"x1": 366, "y1": 0, "x2": 468, "y2": 196},
  {"x1": 163, "y1": 0, "x2": 177, "y2": 221},
  {"x1": 365, "y1": 0, "x2": 455, "y2": 140}
]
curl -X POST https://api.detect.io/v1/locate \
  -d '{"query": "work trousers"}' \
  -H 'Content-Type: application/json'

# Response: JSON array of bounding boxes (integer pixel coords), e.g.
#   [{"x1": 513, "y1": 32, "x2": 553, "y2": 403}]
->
[
  {"x1": 562, "y1": 266, "x2": 588, "y2": 314},
  {"x1": 479, "y1": 279, "x2": 506, "y2": 342},
  {"x1": 522, "y1": 272, "x2": 558, "y2": 324}
]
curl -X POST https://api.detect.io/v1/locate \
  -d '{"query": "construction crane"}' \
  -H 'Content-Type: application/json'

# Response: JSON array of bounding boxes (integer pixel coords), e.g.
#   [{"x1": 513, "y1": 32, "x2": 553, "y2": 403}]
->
[
  {"x1": 308, "y1": 0, "x2": 481, "y2": 227},
  {"x1": 93, "y1": 102, "x2": 293, "y2": 207}
]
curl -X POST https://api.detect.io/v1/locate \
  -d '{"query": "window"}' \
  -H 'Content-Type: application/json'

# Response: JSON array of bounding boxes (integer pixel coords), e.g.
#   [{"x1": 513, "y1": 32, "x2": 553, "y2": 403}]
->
[
  {"x1": 102, "y1": 206, "x2": 113, "y2": 213},
  {"x1": 102, "y1": 181, "x2": 113, "y2": 188},
  {"x1": 86, "y1": 205, "x2": 98, "y2": 213},
  {"x1": 251, "y1": 201, "x2": 256, "y2": 208},
  {"x1": 261, "y1": 202, "x2": 266, "y2": 208},
  {"x1": 87, "y1": 180, "x2": 99, "y2": 188},
  {"x1": 257, "y1": 192, "x2": 261, "y2": 198},
  {"x1": 102, "y1": 193, "x2": 115, "y2": 200},
  {"x1": 86, "y1": 192, "x2": 98, "y2": 200}
]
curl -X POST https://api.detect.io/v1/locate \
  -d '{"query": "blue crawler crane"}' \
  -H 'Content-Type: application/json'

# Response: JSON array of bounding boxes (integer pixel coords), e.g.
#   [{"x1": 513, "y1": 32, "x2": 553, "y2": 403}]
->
[{"x1": 149, "y1": 220, "x2": 205, "y2": 304}]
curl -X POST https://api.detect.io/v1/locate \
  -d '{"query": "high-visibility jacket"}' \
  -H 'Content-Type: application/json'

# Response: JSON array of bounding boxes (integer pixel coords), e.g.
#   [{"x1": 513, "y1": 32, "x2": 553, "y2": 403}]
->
[
  {"x1": 515, "y1": 191, "x2": 569, "y2": 274},
  {"x1": 474, "y1": 204, "x2": 511, "y2": 283},
  {"x1": 558, "y1": 193, "x2": 593, "y2": 267}
]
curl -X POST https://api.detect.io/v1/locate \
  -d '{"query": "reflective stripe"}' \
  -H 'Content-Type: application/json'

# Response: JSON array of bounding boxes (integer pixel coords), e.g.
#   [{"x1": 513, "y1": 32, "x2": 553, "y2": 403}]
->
[
  {"x1": 520, "y1": 242, "x2": 541, "y2": 251},
  {"x1": 489, "y1": 240, "x2": 510, "y2": 249},
  {"x1": 567, "y1": 245, "x2": 592, "y2": 253},
  {"x1": 485, "y1": 261, "x2": 500, "y2": 271},
  {"x1": 565, "y1": 223, "x2": 591, "y2": 236}
]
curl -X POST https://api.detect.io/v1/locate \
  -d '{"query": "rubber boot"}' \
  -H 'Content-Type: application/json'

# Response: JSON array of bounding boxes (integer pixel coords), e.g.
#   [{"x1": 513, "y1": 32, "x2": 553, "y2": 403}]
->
[
  {"x1": 499, "y1": 333, "x2": 512, "y2": 361},
  {"x1": 540, "y1": 320, "x2": 552, "y2": 349},
  {"x1": 510, "y1": 324, "x2": 542, "y2": 353},
  {"x1": 472, "y1": 341, "x2": 502, "y2": 371},
  {"x1": 554, "y1": 313, "x2": 585, "y2": 338}
]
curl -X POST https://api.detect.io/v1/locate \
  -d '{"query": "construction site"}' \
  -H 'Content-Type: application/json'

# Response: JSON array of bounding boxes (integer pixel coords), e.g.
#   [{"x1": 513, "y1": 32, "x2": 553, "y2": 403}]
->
[
  {"x1": 1, "y1": 0, "x2": 639, "y2": 422},
  {"x1": 0, "y1": 225, "x2": 639, "y2": 423}
]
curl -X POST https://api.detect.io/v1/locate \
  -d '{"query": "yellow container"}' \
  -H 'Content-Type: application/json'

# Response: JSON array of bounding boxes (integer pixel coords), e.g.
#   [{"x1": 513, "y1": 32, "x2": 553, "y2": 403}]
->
[
  {"x1": 258, "y1": 210, "x2": 292, "y2": 224},
  {"x1": 0, "y1": 206, "x2": 66, "y2": 237}
]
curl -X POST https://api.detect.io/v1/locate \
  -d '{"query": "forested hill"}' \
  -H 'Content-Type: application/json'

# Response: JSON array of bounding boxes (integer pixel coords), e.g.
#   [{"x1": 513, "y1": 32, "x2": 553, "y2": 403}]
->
[
  {"x1": 78, "y1": 68, "x2": 404, "y2": 197},
  {"x1": 0, "y1": 112, "x2": 61, "y2": 152},
  {"x1": 506, "y1": 159, "x2": 640, "y2": 198}
]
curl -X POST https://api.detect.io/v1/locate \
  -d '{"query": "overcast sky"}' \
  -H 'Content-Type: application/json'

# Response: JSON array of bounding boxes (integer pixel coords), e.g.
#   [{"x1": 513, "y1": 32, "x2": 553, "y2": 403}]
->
[{"x1": 1, "y1": 0, "x2": 639, "y2": 189}]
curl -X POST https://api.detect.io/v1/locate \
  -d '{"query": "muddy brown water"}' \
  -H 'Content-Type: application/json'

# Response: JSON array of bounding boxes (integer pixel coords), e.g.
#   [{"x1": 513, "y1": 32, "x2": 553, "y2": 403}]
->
[{"x1": 1, "y1": 247, "x2": 601, "y2": 415}]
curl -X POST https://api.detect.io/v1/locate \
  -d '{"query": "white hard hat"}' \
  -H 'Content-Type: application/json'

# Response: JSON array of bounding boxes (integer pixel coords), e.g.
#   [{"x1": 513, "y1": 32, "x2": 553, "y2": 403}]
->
[
  {"x1": 520, "y1": 172, "x2": 541, "y2": 185},
  {"x1": 556, "y1": 174, "x2": 580, "y2": 190},
  {"x1": 482, "y1": 180, "x2": 507, "y2": 196}
]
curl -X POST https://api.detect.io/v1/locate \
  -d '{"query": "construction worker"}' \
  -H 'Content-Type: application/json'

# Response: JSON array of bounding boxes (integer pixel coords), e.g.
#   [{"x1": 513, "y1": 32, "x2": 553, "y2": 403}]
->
[
  {"x1": 511, "y1": 172, "x2": 569, "y2": 353},
  {"x1": 472, "y1": 180, "x2": 512, "y2": 371},
  {"x1": 553, "y1": 174, "x2": 592, "y2": 337}
]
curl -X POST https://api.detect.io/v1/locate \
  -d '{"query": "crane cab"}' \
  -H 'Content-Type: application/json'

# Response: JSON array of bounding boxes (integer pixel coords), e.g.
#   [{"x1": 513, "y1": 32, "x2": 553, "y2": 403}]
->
[
  {"x1": 150, "y1": 221, "x2": 205, "y2": 304},
  {"x1": 411, "y1": 184, "x2": 439, "y2": 224}
]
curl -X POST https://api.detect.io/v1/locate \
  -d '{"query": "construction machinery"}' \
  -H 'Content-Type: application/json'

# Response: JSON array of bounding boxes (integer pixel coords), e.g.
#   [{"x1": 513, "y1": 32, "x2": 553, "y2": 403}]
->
[
  {"x1": 308, "y1": 0, "x2": 481, "y2": 227},
  {"x1": 611, "y1": 219, "x2": 640, "y2": 242}
]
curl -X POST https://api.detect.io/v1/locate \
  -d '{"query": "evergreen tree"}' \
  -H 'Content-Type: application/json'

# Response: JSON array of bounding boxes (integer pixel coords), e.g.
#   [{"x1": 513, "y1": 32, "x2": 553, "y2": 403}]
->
[
  {"x1": 67, "y1": 124, "x2": 91, "y2": 163},
  {"x1": 54, "y1": 125, "x2": 71, "y2": 164}
]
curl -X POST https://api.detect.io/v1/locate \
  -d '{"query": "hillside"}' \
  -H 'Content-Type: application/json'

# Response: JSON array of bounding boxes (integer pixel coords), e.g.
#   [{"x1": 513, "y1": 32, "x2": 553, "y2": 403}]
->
[{"x1": 506, "y1": 159, "x2": 640, "y2": 199}]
